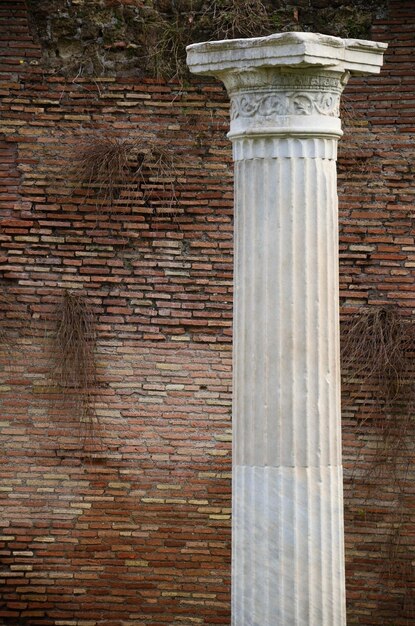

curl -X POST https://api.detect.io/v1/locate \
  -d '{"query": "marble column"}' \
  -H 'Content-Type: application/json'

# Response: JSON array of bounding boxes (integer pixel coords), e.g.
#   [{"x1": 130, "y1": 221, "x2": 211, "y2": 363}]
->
[{"x1": 187, "y1": 33, "x2": 386, "y2": 625}]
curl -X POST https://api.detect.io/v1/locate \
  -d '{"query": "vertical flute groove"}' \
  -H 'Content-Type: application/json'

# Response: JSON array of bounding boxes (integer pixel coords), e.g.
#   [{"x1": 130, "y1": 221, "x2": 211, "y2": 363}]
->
[
  {"x1": 303, "y1": 156, "x2": 311, "y2": 623},
  {"x1": 327, "y1": 161, "x2": 335, "y2": 469},
  {"x1": 292, "y1": 154, "x2": 299, "y2": 622},
  {"x1": 263, "y1": 158, "x2": 271, "y2": 622}
]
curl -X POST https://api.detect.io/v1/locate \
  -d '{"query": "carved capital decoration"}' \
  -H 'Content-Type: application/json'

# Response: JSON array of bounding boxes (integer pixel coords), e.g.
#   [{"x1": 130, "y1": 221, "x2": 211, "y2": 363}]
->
[
  {"x1": 225, "y1": 71, "x2": 344, "y2": 119},
  {"x1": 222, "y1": 69, "x2": 345, "y2": 137},
  {"x1": 230, "y1": 89, "x2": 341, "y2": 120}
]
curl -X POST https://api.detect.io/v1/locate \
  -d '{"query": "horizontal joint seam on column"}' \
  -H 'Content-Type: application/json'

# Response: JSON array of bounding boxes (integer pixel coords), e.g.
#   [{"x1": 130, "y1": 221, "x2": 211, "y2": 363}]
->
[
  {"x1": 233, "y1": 156, "x2": 336, "y2": 161},
  {"x1": 234, "y1": 464, "x2": 344, "y2": 469}
]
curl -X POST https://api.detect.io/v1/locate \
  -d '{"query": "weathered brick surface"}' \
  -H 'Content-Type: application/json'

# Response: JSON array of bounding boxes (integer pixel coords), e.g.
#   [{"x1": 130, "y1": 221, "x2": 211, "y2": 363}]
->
[
  {"x1": 0, "y1": 1, "x2": 414, "y2": 625},
  {"x1": 338, "y1": 1, "x2": 415, "y2": 623}
]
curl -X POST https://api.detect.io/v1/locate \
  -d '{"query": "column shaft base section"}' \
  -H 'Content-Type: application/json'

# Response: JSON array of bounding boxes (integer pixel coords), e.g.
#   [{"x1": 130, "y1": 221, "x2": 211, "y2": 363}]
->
[{"x1": 232, "y1": 465, "x2": 346, "y2": 626}]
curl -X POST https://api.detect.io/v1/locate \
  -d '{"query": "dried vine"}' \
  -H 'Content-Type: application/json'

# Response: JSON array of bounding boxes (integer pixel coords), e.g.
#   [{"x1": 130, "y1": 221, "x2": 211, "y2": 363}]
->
[
  {"x1": 341, "y1": 304, "x2": 415, "y2": 611},
  {"x1": 0, "y1": 290, "x2": 11, "y2": 350},
  {"x1": 200, "y1": 0, "x2": 272, "y2": 40},
  {"x1": 28, "y1": 0, "x2": 384, "y2": 80},
  {"x1": 341, "y1": 305, "x2": 414, "y2": 479},
  {"x1": 341, "y1": 305, "x2": 414, "y2": 405},
  {"x1": 69, "y1": 135, "x2": 182, "y2": 215},
  {"x1": 51, "y1": 290, "x2": 99, "y2": 445},
  {"x1": 70, "y1": 136, "x2": 133, "y2": 207}
]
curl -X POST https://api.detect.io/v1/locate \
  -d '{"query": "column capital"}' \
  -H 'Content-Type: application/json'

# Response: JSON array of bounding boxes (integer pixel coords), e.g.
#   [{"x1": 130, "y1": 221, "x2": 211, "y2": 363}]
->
[{"x1": 187, "y1": 32, "x2": 387, "y2": 140}]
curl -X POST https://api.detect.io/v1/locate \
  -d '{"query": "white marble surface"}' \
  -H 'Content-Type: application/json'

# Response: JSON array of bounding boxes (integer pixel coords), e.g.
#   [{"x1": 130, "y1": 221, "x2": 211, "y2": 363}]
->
[
  {"x1": 233, "y1": 466, "x2": 345, "y2": 625},
  {"x1": 230, "y1": 136, "x2": 345, "y2": 624},
  {"x1": 187, "y1": 31, "x2": 386, "y2": 626},
  {"x1": 187, "y1": 31, "x2": 387, "y2": 76},
  {"x1": 233, "y1": 145, "x2": 340, "y2": 470}
]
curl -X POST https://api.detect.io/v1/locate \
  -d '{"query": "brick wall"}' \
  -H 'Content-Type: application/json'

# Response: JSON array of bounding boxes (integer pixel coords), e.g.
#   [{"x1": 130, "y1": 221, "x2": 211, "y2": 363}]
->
[
  {"x1": 339, "y1": 1, "x2": 415, "y2": 623},
  {"x1": 0, "y1": 1, "x2": 414, "y2": 624}
]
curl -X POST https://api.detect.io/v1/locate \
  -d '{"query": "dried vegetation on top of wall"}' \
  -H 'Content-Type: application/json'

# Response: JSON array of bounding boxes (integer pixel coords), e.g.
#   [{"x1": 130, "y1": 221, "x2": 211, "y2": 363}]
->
[{"x1": 27, "y1": 0, "x2": 388, "y2": 80}]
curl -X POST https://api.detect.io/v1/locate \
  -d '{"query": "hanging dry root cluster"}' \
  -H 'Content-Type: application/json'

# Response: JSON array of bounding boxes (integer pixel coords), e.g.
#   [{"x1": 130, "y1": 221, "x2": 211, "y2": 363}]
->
[
  {"x1": 341, "y1": 304, "x2": 414, "y2": 476},
  {"x1": 341, "y1": 305, "x2": 414, "y2": 599},
  {"x1": 52, "y1": 290, "x2": 99, "y2": 443},
  {"x1": 69, "y1": 135, "x2": 181, "y2": 214},
  {"x1": 0, "y1": 290, "x2": 11, "y2": 350},
  {"x1": 341, "y1": 305, "x2": 414, "y2": 406}
]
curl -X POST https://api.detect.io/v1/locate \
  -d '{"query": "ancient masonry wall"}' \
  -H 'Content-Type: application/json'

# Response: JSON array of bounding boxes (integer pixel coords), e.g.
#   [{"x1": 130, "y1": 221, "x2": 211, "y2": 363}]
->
[{"x1": 0, "y1": 1, "x2": 414, "y2": 625}]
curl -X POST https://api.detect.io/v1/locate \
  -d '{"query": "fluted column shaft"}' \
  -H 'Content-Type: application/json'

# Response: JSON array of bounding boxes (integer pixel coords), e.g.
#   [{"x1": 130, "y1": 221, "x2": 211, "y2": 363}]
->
[
  {"x1": 187, "y1": 31, "x2": 387, "y2": 626},
  {"x1": 232, "y1": 137, "x2": 343, "y2": 624}
]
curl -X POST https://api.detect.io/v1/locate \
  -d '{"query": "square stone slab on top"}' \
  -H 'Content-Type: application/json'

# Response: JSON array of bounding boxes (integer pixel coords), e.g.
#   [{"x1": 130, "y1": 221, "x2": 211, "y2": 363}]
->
[{"x1": 186, "y1": 31, "x2": 387, "y2": 77}]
